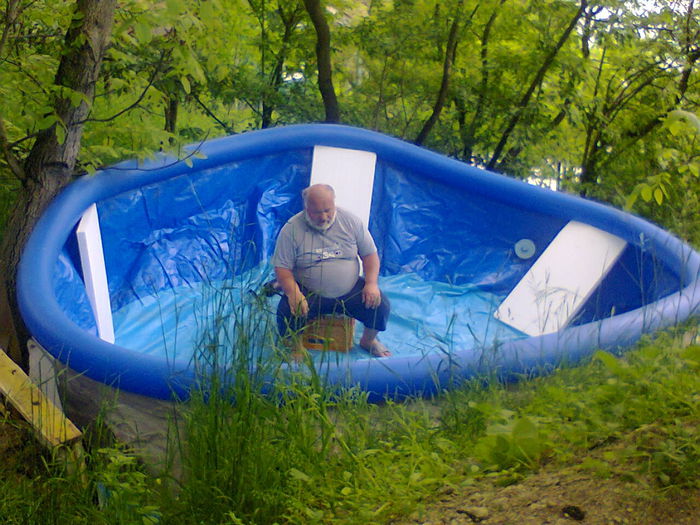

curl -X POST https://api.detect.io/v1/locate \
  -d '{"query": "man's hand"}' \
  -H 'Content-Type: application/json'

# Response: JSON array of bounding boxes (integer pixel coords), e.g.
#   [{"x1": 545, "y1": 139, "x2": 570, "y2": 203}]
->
[
  {"x1": 362, "y1": 282, "x2": 381, "y2": 309},
  {"x1": 290, "y1": 290, "x2": 309, "y2": 317},
  {"x1": 360, "y1": 253, "x2": 382, "y2": 309},
  {"x1": 275, "y1": 266, "x2": 309, "y2": 317}
]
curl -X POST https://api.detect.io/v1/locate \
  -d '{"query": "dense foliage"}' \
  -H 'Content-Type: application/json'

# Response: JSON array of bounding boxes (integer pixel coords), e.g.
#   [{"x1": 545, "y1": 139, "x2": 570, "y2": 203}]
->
[
  {"x1": 1, "y1": 0, "x2": 698, "y2": 239},
  {"x1": 0, "y1": 327, "x2": 698, "y2": 524},
  {"x1": 0, "y1": 3, "x2": 698, "y2": 522}
]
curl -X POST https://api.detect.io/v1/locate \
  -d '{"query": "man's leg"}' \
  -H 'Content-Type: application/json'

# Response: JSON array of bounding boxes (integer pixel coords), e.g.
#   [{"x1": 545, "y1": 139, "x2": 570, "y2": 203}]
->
[
  {"x1": 337, "y1": 279, "x2": 391, "y2": 357},
  {"x1": 276, "y1": 294, "x2": 306, "y2": 358}
]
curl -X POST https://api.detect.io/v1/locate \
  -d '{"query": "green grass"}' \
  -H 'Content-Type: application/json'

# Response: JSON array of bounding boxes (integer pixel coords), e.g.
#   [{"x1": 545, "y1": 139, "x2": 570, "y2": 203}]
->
[
  {"x1": 0, "y1": 324, "x2": 698, "y2": 524},
  {"x1": 440, "y1": 327, "x2": 700, "y2": 487}
]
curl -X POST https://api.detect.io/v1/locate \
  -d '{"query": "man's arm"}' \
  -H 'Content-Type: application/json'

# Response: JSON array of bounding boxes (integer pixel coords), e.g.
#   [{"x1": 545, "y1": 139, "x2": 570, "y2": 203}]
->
[
  {"x1": 274, "y1": 266, "x2": 309, "y2": 316},
  {"x1": 360, "y1": 252, "x2": 381, "y2": 308}
]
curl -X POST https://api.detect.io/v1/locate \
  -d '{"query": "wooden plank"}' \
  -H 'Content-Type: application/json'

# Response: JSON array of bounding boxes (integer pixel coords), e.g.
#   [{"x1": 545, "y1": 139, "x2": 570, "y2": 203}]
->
[{"x1": 0, "y1": 348, "x2": 82, "y2": 448}]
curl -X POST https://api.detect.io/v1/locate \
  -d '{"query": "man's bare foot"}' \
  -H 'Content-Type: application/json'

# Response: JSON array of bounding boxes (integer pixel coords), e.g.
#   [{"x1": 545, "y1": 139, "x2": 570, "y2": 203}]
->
[
  {"x1": 283, "y1": 338, "x2": 307, "y2": 362},
  {"x1": 291, "y1": 349, "x2": 307, "y2": 362},
  {"x1": 360, "y1": 339, "x2": 391, "y2": 357}
]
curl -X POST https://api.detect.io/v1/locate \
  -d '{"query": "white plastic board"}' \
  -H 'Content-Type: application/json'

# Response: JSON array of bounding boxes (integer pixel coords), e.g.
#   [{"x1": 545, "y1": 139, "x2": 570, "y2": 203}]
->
[
  {"x1": 310, "y1": 145, "x2": 377, "y2": 228},
  {"x1": 76, "y1": 203, "x2": 115, "y2": 343},
  {"x1": 494, "y1": 221, "x2": 627, "y2": 337}
]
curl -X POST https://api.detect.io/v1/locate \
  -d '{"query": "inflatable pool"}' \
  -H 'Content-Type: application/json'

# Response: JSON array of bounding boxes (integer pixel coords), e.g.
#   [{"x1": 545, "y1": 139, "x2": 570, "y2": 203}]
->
[{"x1": 17, "y1": 125, "x2": 700, "y2": 402}]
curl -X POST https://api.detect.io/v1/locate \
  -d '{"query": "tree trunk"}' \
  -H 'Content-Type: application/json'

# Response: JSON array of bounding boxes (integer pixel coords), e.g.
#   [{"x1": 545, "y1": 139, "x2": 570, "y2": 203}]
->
[
  {"x1": 457, "y1": 0, "x2": 505, "y2": 162},
  {"x1": 303, "y1": 0, "x2": 340, "y2": 123},
  {"x1": 415, "y1": 0, "x2": 467, "y2": 146},
  {"x1": 165, "y1": 95, "x2": 179, "y2": 136},
  {"x1": 262, "y1": 4, "x2": 304, "y2": 128},
  {"x1": 0, "y1": 0, "x2": 116, "y2": 368}
]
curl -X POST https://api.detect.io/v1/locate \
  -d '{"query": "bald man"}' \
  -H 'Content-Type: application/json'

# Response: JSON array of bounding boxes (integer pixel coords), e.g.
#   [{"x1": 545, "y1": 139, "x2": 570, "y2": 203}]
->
[{"x1": 272, "y1": 184, "x2": 391, "y2": 358}]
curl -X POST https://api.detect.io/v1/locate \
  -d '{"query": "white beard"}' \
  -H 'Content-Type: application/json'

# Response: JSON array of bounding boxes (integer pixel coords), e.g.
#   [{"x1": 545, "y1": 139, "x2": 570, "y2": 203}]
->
[{"x1": 304, "y1": 210, "x2": 336, "y2": 232}]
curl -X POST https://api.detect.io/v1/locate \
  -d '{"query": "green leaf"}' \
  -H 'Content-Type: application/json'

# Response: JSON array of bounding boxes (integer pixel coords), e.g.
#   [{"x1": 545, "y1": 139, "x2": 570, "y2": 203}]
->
[
  {"x1": 181, "y1": 76, "x2": 191, "y2": 94},
  {"x1": 166, "y1": 0, "x2": 185, "y2": 17},
  {"x1": 198, "y1": 1, "x2": 217, "y2": 24},
  {"x1": 623, "y1": 189, "x2": 638, "y2": 210},
  {"x1": 55, "y1": 123, "x2": 66, "y2": 145},
  {"x1": 186, "y1": 52, "x2": 206, "y2": 84},
  {"x1": 512, "y1": 417, "x2": 538, "y2": 441},
  {"x1": 511, "y1": 417, "x2": 543, "y2": 464},
  {"x1": 688, "y1": 162, "x2": 699, "y2": 178},
  {"x1": 36, "y1": 114, "x2": 59, "y2": 130},
  {"x1": 66, "y1": 88, "x2": 88, "y2": 107},
  {"x1": 134, "y1": 22, "x2": 152, "y2": 44},
  {"x1": 594, "y1": 351, "x2": 625, "y2": 376},
  {"x1": 666, "y1": 110, "x2": 700, "y2": 135},
  {"x1": 653, "y1": 188, "x2": 663, "y2": 205},
  {"x1": 288, "y1": 468, "x2": 311, "y2": 483},
  {"x1": 681, "y1": 345, "x2": 700, "y2": 369}
]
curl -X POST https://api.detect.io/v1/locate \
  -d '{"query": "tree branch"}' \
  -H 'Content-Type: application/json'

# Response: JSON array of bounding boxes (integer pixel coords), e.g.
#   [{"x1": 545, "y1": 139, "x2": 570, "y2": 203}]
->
[
  {"x1": 415, "y1": 0, "x2": 472, "y2": 145},
  {"x1": 459, "y1": 0, "x2": 506, "y2": 161},
  {"x1": 82, "y1": 51, "x2": 168, "y2": 124},
  {"x1": 192, "y1": 92, "x2": 235, "y2": 135},
  {"x1": 487, "y1": 0, "x2": 587, "y2": 171}
]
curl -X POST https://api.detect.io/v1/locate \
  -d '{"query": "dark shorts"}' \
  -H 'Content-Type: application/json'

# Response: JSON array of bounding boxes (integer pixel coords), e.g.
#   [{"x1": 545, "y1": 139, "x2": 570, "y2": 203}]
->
[{"x1": 276, "y1": 277, "x2": 391, "y2": 336}]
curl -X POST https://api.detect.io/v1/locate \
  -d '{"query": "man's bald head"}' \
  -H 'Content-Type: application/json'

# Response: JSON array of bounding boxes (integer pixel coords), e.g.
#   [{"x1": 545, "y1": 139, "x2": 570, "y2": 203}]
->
[
  {"x1": 302, "y1": 184, "x2": 335, "y2": 204},
  {"x1": 302, "y1": 184, "x2": 336, "y2": 231}
]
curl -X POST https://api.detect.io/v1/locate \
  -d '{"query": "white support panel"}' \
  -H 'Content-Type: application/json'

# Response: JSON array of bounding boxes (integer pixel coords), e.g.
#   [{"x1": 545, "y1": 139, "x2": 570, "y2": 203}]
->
[
  {"x1": 494, "y1": 221, "x2": 627, "y2": 337},
  {"x1": 76, "y1": 203, "x2": 115, "y2": 343},
  {"x1": 310, "y1": 145, "x2": 377, "y2": 228}
]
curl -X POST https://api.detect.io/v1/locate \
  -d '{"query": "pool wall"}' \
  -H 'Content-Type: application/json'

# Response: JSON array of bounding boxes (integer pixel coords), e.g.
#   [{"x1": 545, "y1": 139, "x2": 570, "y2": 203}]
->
[{"x1": 17, "y1": 125, "x2": 700, "y2": 400}]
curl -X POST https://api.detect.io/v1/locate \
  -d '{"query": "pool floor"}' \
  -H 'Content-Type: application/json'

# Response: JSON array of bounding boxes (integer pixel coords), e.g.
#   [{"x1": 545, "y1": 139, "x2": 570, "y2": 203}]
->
[{"x1": 113, "y1": 269, "x2": 525, "y2": 366}]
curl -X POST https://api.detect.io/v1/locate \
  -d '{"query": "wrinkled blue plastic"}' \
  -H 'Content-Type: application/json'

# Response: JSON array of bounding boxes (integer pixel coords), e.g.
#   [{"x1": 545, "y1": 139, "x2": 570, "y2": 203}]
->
[
  {"x1": 111, "y1": 270, "x2": 523, "y2": 364},
  {"x1": 17, "y1": 124, "x2": 700, "y2": 401}
]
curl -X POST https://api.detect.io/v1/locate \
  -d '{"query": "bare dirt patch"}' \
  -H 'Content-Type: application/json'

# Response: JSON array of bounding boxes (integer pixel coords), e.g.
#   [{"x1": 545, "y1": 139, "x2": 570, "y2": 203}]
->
[{"x1": 395, "y1": 462, "x2": 700, "y2": 525}]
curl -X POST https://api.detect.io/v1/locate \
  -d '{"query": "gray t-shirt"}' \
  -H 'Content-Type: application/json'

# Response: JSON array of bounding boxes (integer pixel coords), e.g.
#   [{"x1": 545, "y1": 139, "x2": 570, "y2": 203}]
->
[{"x1": 272, "y1": 207, "x2": 377, "y2": 298}]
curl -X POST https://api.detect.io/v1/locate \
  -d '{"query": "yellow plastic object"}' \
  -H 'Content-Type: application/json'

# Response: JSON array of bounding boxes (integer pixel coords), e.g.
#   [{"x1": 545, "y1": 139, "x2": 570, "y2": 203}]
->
[{"x1": 302, "y1": 316, "x2": 355, "y2": 352}]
